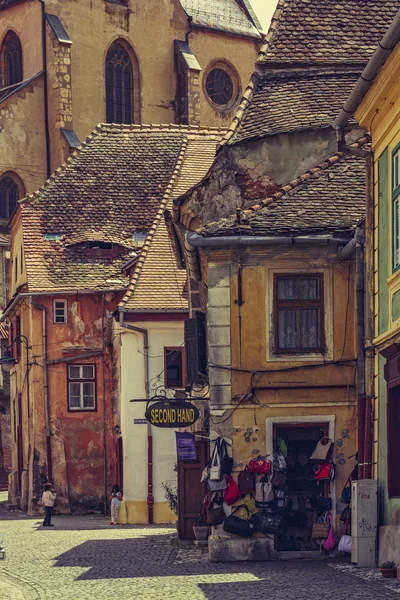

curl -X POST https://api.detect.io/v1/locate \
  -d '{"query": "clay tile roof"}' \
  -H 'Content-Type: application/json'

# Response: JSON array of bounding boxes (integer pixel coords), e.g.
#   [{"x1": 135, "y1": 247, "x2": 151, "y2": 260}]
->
[
  {"x1": 179, "y1": 0, "x2": 261, "y2": 38},
  {"x1": 120, "y1": 132, "x2": 223, "y2": 312},
  {"x1": 222, "y1": 0, "x2": 398, "y2": 145},
  {"x1": 201, "y1": 136, "x2": 370, "y2": 238},
  {"x1": 228, "y1": 69, "x2": 360, "y2": 144},
  {"x1": 20, "y1": 123, "x2": 224, "y2": 293},
  {"x1": 257, "y1": 0, "x2": 399, "y2": 66}
]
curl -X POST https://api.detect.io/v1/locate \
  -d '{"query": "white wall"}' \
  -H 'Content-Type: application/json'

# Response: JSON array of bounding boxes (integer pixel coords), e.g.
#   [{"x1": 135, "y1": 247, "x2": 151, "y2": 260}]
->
[{"x1": 119, "y1": 320, "x2": 184, "y2": 503}]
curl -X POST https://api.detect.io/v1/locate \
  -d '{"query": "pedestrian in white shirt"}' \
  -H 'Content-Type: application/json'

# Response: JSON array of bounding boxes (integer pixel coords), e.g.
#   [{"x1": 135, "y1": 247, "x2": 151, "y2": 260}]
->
[{"x1": 42, "y1": 483, "x2": 56, "y2": 527}]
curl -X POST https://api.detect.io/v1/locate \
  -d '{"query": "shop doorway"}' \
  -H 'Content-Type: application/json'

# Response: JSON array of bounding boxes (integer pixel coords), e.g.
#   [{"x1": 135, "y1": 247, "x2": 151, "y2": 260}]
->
[{"x1": 274, "y1": 423, "x2": 331, "y2": 552}]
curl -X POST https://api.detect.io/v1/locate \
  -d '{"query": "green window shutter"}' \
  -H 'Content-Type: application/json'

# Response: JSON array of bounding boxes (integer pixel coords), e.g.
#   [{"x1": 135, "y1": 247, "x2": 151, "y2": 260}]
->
[{"x1": 378, "y1": 148, "x2": 389, "y2": 336}]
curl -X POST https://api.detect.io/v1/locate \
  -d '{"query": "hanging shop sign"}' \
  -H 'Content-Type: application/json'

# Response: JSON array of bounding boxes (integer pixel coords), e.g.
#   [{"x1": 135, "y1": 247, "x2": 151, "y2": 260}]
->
[{"x1": 145, "y1": 400, "x2": 199, "y2": 428}]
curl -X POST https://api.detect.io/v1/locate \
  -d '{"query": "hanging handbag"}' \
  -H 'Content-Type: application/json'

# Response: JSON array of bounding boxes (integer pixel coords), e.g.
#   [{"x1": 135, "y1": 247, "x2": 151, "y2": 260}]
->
[
  {"x1": 271, "y1": 471, "x2": 287, "y2": 488},
  {"x1": 209, "y1": 441, "x2": 222, "y2": 481},
  {"x1": 338, "y1": 534, "x2": 352, "y2": 553},
  {"x1": 207, "y1": 476, "x2": 227, "y2": 492},
  {"x1": 323, "y1": 513, "x2": 336, "y2": 551},
  {"x1": 338, "y1": 515, "x2": 352, "y2": 553},
  {"x1": 340, "y1": 505, "x2": 351, "y2": 524},
  {"x1": 224, "y1": 475, "x2": 241, "y2": 505},
  {"x1": 318, "y1": 496, "x2": 332, "y2": 512},
  {"x1": 273, "y1": 449, "x2": 287, "y2": 473},
  {"x1": 310, "y1": 437, "x2": 333, "y2": 462},
  {"x1": 249, "y1": 455, "x2": 271, "y2": 475},
  {"x1": 341, "y1": 486, "x2": 351, "y2": 505},
  {"x1": 212, "y1": 492, "x2": 224, "y2": 506},
  {"x1": 250, "y1": 511, "x2": 286, "y2": 536},
  {"x1": 311, "y1": 512, "x2": 330, "y2": 539},
  {"x1": 255, "y1": 475, "x2": 275, "y2": 509},
  {"x1": 223, "y1": 505, "x2": 255, "y2": 537},
  {"x1": 274, "y1": 488, "x2": 289, "y2": 514},
  {"x1": 311, "y1": 522, "x2": 330, "y2": 539},
  {"x1": 238, "y1": 466, "x2": 256, "y2": 493},
  {"x1": 206, "y1": 504, "x2": 226, "y2": 526},
  {"x1": 340, "y1": 468, "x2": 355, "y2": 504},
  {"x1": 313, "y1": 462, "x2": 335, "y2": 481},
  {"x1": 219, "y1": 439, "x2": 234, "y2": 476}
]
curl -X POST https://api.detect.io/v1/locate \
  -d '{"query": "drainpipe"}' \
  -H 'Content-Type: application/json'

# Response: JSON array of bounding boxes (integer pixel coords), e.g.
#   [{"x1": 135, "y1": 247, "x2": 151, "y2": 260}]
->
[
  {"x1": 38, "y1": 0, "x2": 51, "y2": 179},
  {"x1": 30, "y1": 299, "x2": 52, "y2": 482},
  {"x1": 356, "y1": 236, "x2": 366, "y2": 480},
  {"x1": 339, "y1": 226, "x2": 368, "y2": 479},
  {"x1": 337, "y1": 144, "x2": 375, "y2": 479},
  {"x1": 101, "y1": 293, "x2": 108, "y2": 515},
  {"x1": 364, "y1": 155, "x2": 375, "y2": 480},
  {"x1": 119, "y1": 311, "x2": 153, "y2": 524}
]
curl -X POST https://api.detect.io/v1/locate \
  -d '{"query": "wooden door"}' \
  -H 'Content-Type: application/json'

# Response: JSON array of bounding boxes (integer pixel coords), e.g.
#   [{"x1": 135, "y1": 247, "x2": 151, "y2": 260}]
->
[{"x1": 178, "y1": 440, "x2": 208, "y2": 540}]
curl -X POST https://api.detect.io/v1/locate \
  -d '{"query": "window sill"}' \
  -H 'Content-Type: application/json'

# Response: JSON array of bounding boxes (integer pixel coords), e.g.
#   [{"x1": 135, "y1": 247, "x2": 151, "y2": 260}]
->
[{"x1": 266, "y1": 351, "x2": 329, "y2": 363}]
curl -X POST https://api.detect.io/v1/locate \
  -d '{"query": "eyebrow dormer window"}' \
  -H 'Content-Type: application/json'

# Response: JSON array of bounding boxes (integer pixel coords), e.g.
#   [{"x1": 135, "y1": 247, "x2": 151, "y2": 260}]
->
[{"x1": 87, "y1": 241, "x2": 113, "y2": 250}]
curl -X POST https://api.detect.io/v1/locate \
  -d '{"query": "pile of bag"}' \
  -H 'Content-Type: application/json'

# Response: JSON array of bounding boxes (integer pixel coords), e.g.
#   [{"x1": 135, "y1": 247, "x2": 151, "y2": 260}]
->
[{"x1": 201, "y1": 439, "x2": 289, "y2": 536}]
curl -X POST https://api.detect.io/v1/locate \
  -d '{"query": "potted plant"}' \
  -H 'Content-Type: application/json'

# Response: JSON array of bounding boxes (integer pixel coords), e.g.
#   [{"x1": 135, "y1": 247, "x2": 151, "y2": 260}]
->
[
  {"x1": 193, "y1": 510, "x2": 210, "y2": 541},
  {"x1": 380, "y1": 561, "x2": 397, "y2": 578}
]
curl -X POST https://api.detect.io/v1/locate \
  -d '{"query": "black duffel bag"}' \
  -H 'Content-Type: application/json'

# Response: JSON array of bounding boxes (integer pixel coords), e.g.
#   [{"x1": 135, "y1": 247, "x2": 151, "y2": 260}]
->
[
  {"x1": 223, "y1": 505, "x2": 254, "y2": 537},
  {"x1": 250, "y1": 511, "x2": 286, "y2": 536}
]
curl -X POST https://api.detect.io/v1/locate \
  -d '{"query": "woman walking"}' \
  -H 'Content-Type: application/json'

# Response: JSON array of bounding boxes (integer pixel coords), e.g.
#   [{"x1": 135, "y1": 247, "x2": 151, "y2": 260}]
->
[{"x1": 109, "y1": 484, "x2": 122, "y2": 525}]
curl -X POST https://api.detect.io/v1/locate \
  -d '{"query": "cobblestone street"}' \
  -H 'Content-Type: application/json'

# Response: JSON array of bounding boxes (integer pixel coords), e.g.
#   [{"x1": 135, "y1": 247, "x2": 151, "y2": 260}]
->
[{"x1": 1, "y1": 495, "x2": 400, "y2": 600}]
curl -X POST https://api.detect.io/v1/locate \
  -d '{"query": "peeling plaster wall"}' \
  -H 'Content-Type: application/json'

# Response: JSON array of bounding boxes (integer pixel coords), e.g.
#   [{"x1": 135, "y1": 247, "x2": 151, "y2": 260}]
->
[
  {"x1": 179, "y1": 126, "x2": 366, "y2": 228},
  {"x1": 9, "y1": 292, "x2": 119, "y2": 514}
]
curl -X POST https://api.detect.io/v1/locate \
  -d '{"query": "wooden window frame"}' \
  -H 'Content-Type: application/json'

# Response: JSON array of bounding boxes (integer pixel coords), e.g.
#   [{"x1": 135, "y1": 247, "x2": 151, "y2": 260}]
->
[
  {"x1": 392, "y1": 143, "x2": 400, "y2": 272},
  {"x1": 53, "y1": 299, "x2": 67, "y2": 324},
  {"x1": 274, "y1": 273, "x2": 325, "y2": 354},
  {"x1": 67, "y1": 364, "x2": 97, "y2": 412},
  {"x1": 164, "y1": 347, "x2": 185, "y2": 389}
]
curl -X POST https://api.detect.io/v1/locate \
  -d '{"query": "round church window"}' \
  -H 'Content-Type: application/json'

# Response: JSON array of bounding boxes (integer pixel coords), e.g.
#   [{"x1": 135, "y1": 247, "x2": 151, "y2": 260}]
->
[
  {"x1": 204, "y1": 62, "x2": 240, "y2": 111},
  {"x1": 206, "y1": 69, "x2": 233, "y2": 106}
]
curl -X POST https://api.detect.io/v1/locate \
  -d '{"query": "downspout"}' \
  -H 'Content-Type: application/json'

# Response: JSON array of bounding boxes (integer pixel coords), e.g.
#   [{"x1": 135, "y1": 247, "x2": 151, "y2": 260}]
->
[
  {"x1": 119, "y1": 311, "x2": 153, "y2": 524},
  {"x1": 102, "y1": 293, "x2": 108, "y2": 515},
  {"x1": 337, "y1": 141, "x2": 375, "y2": 480},
  {"x1": 39, "y1": 0, "x2": 51, "y2": 178},
  {"x1": 30, "y1": 299, "x2": 52, "y2": 482},
  {"x1": 364, "y1": 155, "x2": 375, "y2": 480},
  {"x1": 356, "y1": 236, "x2": 366, "y2": 480}
]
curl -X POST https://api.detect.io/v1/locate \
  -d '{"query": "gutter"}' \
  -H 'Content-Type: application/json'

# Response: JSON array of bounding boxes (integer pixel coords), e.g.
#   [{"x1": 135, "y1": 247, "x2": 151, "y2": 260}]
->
[
  {"x1": 333, "y1": 8, "x2": 400, "y2": 135},
  {"x1": 118, "y1": 311, "x2": 154, "y2": 525},
  {"x1": 39, "y1": 0, "x2": 51, "y2": 178},
  {"x1": 186, "y1": 231, "x2": 352, "y2": 248}
]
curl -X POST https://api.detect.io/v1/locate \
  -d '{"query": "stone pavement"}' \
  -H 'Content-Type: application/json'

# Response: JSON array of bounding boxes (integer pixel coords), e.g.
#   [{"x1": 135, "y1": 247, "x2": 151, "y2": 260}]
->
[{"x1": 1, "y1": 494, "x2": 400, "y2": 600}]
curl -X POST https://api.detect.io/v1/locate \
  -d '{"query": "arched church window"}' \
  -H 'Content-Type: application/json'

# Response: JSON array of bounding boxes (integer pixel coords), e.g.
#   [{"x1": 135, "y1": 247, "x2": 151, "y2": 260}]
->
[
  {"x1": 105, "y1": 42, "x2": 134, "y2": 124},
  {"x1": 0, "y1": 177, "x2": 19, "y2": 219},
  {"x1": 3, "y1": 32, "x2": 23, "y2": 87}
]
